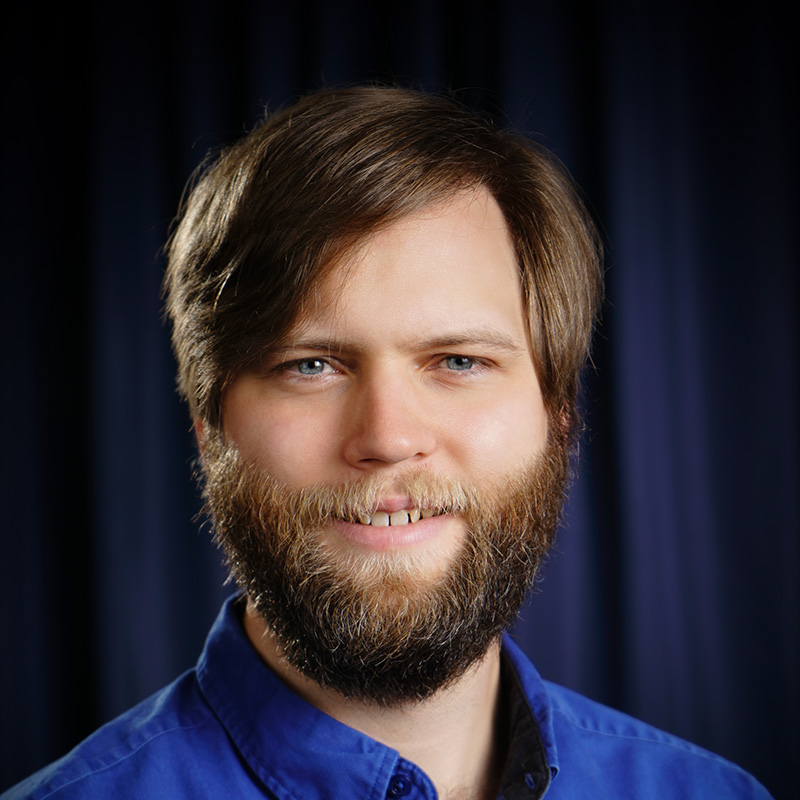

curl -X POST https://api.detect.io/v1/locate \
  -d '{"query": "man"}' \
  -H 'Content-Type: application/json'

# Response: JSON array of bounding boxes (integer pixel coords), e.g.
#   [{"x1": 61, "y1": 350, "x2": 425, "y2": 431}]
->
[{"x1": 4, "y1": 87, "x2": 771, "y2": 799}]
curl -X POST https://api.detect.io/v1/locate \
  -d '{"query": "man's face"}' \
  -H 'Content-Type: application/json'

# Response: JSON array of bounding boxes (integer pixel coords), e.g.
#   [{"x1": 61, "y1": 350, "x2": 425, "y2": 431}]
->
[
  {"x1": 223, "y1": 188, "x2": 548, "y2": 567},
  {"x1": 210, "y1": 188, "x2": 566, "y2": 702}
]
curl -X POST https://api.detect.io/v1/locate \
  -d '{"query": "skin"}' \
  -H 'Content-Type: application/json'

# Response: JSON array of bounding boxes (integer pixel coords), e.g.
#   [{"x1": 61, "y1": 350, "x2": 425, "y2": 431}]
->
[{"x1": 219, "y1": 187, "x2": 549, "y2": 799}]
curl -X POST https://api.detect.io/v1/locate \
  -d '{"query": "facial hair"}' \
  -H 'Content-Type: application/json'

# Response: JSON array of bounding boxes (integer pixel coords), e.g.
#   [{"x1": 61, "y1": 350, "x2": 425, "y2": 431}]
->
[{"x1": 201, "y1": 435, "x2": 570, "y2": 706}]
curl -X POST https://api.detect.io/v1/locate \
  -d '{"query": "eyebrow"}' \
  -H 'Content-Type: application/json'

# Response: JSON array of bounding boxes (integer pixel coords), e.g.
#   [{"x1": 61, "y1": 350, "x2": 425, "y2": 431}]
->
[{"x1": 269, "y1": 328, "x2": 527, "y2": 356}]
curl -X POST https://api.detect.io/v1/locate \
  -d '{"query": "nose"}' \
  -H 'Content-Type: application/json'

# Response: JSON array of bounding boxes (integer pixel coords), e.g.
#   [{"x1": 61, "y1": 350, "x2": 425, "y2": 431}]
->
[{"x1": 341, "y1": 371, "x2": 437, "y2": 469}]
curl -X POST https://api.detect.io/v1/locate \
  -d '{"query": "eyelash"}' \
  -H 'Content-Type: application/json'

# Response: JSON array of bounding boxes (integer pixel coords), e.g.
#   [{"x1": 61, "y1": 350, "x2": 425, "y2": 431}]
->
[{"x1": 275, "y1": 355, "x2": 488, "y2": 379}]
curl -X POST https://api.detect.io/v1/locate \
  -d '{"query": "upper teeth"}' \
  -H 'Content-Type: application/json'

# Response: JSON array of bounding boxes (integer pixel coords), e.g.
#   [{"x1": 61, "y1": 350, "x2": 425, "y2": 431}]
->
[{"x1": 357, "y1": 509, "x2": 437, "y2": 526}]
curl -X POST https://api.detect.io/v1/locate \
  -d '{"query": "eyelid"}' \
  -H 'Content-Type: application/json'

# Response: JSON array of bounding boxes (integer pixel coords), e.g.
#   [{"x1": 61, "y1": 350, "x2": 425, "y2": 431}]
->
[{"x1": 267, "y1": 352, "x2": 495, "y2": 378}]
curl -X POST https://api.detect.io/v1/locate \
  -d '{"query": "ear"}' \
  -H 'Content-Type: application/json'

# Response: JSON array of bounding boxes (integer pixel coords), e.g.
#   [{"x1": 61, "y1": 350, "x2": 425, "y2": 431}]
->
[
  {"x1": 193, "y1": 417, "x2": 207, "y2": 455},
  {"x1": 550, "y1": 403, "x2": 576, "y2": 446}
]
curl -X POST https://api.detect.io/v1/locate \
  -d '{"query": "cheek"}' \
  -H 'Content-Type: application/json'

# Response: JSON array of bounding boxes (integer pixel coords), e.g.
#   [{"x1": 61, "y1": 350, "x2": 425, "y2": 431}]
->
[
  {"x1": 440, "y1": 390, "x2": 548, "y2": 478},
  {"x1": 224, "y1": 394, "x2": 341, "y2": 486}
]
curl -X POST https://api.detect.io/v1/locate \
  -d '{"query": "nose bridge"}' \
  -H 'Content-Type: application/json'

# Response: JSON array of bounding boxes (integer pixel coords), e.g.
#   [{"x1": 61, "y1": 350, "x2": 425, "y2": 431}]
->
[{"x1": 342, "y1": 363, "x2": 435, "y2": 467}]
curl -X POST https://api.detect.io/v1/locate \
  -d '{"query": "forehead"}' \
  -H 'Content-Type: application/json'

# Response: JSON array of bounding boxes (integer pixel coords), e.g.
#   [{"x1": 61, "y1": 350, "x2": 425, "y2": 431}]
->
[{"x1": 289, "y1": 188, "x2": 529, "y2": 349}]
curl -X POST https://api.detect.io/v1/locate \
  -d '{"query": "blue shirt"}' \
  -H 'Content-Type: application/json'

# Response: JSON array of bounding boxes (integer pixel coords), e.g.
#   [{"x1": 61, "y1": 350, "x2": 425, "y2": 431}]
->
[{"x1": 3, "y1": 595, "x2": 771, "y2": 799}]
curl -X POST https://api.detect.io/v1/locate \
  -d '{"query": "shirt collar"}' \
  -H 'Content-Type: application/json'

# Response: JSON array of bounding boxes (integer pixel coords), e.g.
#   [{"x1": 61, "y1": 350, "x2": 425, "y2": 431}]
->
[
  {"x1": 499, "y1": 634, "x2": 559, "y2": 797},
  {"x1": 196, "y1": 596, "x2": 557, "y2": 799}
]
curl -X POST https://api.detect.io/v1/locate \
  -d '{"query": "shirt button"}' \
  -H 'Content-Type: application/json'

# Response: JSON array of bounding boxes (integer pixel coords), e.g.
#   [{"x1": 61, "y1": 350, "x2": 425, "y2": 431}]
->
[
  {"x1": 524, "y1": 772, "x2": 537, "y2": 790},
  {"x1": 387, "y1": 773, "x2": 412, "y2": 797}
]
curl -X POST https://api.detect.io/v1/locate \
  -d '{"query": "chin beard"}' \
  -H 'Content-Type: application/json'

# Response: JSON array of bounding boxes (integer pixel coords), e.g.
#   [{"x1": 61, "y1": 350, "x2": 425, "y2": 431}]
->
[{"x1": 200, "y1": 436, "x2": 570, "y2": 706}]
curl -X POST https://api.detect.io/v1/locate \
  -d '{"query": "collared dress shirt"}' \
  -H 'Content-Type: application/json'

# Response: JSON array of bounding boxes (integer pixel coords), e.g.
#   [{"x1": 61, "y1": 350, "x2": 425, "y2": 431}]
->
[{"x1": 3, "y1": 596, "x2": 772, "y2": 799}]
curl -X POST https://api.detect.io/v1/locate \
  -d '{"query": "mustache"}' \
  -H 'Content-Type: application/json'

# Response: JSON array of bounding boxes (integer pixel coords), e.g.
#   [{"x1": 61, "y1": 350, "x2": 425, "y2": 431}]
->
[{"x1": 203, "y1": 444, "x2": 485, "y2": 526}]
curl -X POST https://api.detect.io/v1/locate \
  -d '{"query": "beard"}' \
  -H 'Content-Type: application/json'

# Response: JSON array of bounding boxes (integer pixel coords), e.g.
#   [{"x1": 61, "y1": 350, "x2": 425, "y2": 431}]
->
[{"x1": 201, "y1": 434, "x2": 570, "y2": 706}]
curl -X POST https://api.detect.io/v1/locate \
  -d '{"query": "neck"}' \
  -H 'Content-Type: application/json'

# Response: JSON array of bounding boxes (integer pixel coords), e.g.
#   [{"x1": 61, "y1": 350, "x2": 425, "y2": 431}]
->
[{"x1": 243, "y1": 602, "x2": 508, "y2": 799}]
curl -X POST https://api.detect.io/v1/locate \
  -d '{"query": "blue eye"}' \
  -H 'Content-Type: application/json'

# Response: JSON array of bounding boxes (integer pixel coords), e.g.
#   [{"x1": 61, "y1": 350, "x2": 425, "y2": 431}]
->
[
  {"x1": 445, "y1": 356, "x2": 474, "y2": 371},
  {"x1": 296, "y1": 359, "x2": 327, "y2": 375}
]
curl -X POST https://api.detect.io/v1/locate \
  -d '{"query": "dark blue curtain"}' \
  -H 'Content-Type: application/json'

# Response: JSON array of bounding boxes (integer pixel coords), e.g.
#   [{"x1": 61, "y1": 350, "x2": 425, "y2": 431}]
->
[{"x1": 2, "y1": 2, "x2": 795, "y2": 796}]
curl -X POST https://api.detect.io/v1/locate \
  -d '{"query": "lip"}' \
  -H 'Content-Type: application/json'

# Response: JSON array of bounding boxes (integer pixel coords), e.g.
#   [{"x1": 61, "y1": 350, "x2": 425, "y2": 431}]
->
[{"x1": 330, "y1": 513, "x2": 457, "y2": 552}]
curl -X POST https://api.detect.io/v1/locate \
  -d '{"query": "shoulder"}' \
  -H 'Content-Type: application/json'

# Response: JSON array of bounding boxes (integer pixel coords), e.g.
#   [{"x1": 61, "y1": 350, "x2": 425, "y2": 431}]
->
[
  {"x1": 1, "y1": 671, "x2": 224, "y2": 800},
  {"x1": 501, "y1": 636, "x2": 771, "y2": 797},
  {"x1": 543, "y1": 680, "x2": 772, "y2": 798}
]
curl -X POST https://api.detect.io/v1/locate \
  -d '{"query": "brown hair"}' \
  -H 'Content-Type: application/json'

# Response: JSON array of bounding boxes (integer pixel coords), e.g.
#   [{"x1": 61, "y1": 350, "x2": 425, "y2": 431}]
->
[{"x1": 165, "y1": 86, "x2": 602, "y2": 432}]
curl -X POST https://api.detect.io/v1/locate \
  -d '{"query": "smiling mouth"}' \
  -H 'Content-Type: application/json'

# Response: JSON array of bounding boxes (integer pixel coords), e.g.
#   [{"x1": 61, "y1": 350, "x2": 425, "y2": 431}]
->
[{"x1": 352, "y1": 508, "x2": 441, "y2": 527}]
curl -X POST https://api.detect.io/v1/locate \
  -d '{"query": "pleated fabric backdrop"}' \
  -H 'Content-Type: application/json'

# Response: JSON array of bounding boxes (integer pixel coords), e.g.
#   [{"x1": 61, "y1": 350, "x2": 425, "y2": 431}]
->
[{"x1": 1, "y1": 2, "x2": 796, "y2": 796}]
